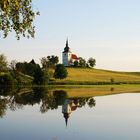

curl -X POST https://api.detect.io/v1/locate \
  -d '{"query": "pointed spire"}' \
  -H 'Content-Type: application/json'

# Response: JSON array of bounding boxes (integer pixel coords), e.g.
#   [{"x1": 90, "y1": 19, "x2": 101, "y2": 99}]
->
[
  {"x1": 63, "y1": 113, "x2": 69, "y2": 127},
  {"x1": 63, "y1": 38, "x2": 71, "y2": 53},
  {"x1": 66, "y1": 38, "x2": 69, "y2": 48},
  {"x1": 65, "y1": 117, "x2": 68, "y2": 127}
]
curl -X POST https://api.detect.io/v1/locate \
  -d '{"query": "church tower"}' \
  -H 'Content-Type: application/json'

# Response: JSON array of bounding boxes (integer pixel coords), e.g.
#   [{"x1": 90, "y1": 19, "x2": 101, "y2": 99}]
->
[{"x1": 62, "y1": 39, "x2": 72, "y2": 66}]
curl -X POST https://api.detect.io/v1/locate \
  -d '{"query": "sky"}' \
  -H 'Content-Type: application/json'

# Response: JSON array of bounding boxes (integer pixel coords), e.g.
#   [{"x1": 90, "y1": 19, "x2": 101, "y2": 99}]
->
[{"x1": 1, "y1": 0, "x2": 140, "y2": 71}]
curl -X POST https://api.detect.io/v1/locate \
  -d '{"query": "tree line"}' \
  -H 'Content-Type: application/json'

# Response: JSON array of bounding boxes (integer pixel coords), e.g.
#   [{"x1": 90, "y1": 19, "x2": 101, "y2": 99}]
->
[
  {"x1": 73, "y1": 57, "x2": 96, "y2": 68},
  {"x1": 0, "y1": 54, "x2": 67, "y2": 86},
  {"x1": 0, "y1": 54, "x2": 96, "y2": 86}
]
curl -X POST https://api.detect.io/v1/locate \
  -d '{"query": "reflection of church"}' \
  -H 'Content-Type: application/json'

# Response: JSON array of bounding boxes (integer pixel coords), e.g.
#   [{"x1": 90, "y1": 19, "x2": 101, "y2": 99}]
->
[{"x1": 62, "y1": 99, "x2": 78, "y2": 126}]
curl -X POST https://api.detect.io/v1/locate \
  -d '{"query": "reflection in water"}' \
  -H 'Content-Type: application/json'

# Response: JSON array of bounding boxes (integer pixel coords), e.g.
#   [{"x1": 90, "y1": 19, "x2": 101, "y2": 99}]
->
[
  {"x1": 62, "y1": 99, "x2": 78, "y2": 126},
  {"x1": 1, "y1": 86, "x2": 140, "y2": 140},
  {"x1": 62, "y1": 97, "x2": 96, "y2": 126},
  {"x1": 0, "y1": 98, "x2": 8, "y2": 118},
  {"x1": 0, "y1": 87, "x2": 96, "y2": 123}
]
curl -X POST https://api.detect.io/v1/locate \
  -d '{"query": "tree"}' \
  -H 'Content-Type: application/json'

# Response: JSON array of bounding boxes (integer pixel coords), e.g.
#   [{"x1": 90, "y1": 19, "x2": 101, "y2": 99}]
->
[
  {"x1": 33, "y1": 66, "x2": 47, "y2": 85},
  {"x1": 40, "y1": 57, "x2": 50, "y2": 70},
  {"x1": 79, "y1": 57, "x2": 86, "y2": 67},
  {"x1": 0, "y1": 0, "x2": 39, "y2": 39},
  {"x1": 88, "y1": 57, "x2": 96, "y2": 68},
  {"x1": 48, "y1": 55, "x2": 59, "y2": 67},
  {"x1": 73, "y1": 61, "x2": 79, "y2": 67},
  {"x1": 41, "y1": 55, "x2": 59, "y2": 69},
  {"x1": 54, "y1": 64, "x2": 68, "y2": 79},
  {"x1": 16, "y1": 62, "x2": 25, "y2": 73},
  {"x1": 16, "y1": 60, "x2": 39, "y2": 76},
  {"x1": 0, "y1": 54, "x2": 8, "y2": 72}
]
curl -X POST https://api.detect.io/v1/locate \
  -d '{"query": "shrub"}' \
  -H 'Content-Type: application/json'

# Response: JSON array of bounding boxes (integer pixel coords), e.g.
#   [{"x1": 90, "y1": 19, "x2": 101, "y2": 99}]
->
[
  {"x1": 54, "y1": 64, "x2": 68, "y2": 79},
  {"x1": 73, "y1": 61, "x2": 79, "y2": 67},
  {"x1": 110, "y1": 78, "x2": 114, "y2": 83}
]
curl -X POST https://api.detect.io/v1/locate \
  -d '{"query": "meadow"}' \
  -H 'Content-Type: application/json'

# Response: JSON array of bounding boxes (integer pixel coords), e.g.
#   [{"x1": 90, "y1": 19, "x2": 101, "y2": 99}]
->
[{"x1": 50, "y1": 68, "x2": 140, "y2": 85}]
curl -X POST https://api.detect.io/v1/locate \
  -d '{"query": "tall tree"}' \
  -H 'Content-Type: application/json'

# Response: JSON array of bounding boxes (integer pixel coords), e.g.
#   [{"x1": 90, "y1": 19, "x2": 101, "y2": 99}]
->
[
  {"x1": 0, "y1": 0, "x2": 39, "y2": 39},
  {"x1": 41, "y1": 55, "x2": 59, "y2": 69},
  {"x1": 47, "y1": 55, "x2": 59, "y2": 67},
  {"x1": 40, "y1": 57, "x2": 50, "y2": 70}
]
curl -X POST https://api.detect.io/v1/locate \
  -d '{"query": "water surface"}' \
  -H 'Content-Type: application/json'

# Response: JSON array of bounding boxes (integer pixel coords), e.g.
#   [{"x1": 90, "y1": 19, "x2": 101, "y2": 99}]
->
[{"x1": 0, "y1": 87, "x2": 140, "y2": 140}]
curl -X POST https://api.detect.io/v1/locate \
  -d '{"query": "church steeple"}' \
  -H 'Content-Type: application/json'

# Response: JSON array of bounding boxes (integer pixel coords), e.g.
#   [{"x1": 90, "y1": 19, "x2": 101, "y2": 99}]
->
[
  {"x1": 63, "y1": 38, "x2": 71, "y2": 53},
  {"x1": 66, "y1": 38, "x2": 68, "y2": 48}
]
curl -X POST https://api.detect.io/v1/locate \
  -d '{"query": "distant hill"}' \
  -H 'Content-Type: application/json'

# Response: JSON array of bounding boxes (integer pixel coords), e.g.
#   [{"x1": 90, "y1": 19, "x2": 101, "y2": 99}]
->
[{"x1": 50, "y1": 68, "x2": 140, "y2": 85}]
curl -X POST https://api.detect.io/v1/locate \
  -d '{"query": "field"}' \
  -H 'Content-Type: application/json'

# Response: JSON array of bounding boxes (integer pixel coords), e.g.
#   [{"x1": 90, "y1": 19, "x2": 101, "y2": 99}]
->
[{"x1": 50, "y1": 68, "x2": 140, "y2": 85}]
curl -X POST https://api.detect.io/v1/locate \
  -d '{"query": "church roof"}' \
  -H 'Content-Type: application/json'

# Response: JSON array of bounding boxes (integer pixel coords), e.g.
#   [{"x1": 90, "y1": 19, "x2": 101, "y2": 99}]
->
[
  {"x1": 63, "y1": 39, "x2": 71, "y2": 53},
  {"x1": 71, "y1": 54, "x2": 79, "y2": 60}
]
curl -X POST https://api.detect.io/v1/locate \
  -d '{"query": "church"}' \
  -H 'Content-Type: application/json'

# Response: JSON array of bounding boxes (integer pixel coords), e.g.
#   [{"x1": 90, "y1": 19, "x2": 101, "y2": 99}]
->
[{"x1": 62, "y1": 39, "x2": 79, "y2": 66}]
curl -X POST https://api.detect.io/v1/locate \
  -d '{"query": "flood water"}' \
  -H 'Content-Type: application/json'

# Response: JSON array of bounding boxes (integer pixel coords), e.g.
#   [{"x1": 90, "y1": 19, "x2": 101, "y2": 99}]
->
[{"x1": 0, "y1": 87, "x2": 140, "y2": 140}]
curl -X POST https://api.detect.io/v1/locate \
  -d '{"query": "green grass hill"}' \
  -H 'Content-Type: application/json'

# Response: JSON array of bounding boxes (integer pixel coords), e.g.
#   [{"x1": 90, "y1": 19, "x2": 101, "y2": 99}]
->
[{"x1": 50, "y1": 68, "x2": 140, "y2": 85}]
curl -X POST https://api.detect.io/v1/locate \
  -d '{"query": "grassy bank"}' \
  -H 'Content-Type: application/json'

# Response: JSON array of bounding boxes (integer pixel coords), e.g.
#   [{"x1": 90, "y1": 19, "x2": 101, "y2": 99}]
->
[
  {"x1": 0, "y1": 72, "x2": 33, "y2": 87},
  {"x1": 50, "y1": 68, "x2": 140, "y2": 85}
]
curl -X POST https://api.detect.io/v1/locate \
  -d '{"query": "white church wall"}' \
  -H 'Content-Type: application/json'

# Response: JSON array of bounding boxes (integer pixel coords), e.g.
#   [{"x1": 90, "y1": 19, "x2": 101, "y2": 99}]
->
[{"x1": 62, "y1": 52, "x2": 72, "y2": 66}]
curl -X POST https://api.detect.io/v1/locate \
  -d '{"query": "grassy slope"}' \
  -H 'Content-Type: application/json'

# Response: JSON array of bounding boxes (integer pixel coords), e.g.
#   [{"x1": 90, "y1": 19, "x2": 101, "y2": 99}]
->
[
  {"x1": 51, "y1": 68, "x2": 140, "y2": 84},
  {"x1": 0, "y1": 72, "x2": 33, "y2": 85}
]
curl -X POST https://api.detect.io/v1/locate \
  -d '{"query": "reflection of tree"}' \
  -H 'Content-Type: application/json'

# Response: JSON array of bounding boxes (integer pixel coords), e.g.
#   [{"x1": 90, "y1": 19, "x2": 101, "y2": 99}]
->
[
  {"x1": 62, "y1": 97, "x2": 96, "y2": 126},
  {"x1": 0, "y1": 86, "x2": 13, "y2": 96},
  {"x1": 0, "y1": 86, "x2": 16, "y2": 117},
  {"x1": 14, "y1": 92, "x2": 41, "y2": 105},
  {"x1": 40, "y1": 92, "x2": 55, "y2": 113},
  {"x1": 71, "y1": 97, "x2": 96, "y2": 108},
  {"x1": 0, "y1": 87, "x2": 96, "y2": 118},
  {"x1": 87, "y1": 98, "x2": 96, "y2": 108},
  {"x1": 0, "y1": 98, "x2": 8, "y2": 118},
  {"x1": 77, "y1": 98, "x2": 87, "y2": 107},
  {"x1": 8, "y1": 97, "x2": 23, "y2": 111},
  {"x1": 53, "y1": 90, "x2": 68, "y2": 106},
  {"x1": 40, "y1": 90, "x2": 67, "y2": 113}
]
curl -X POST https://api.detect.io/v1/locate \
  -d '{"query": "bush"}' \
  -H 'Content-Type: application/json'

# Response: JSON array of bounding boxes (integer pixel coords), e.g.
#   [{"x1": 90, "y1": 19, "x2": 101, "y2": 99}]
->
[
  {"x1": 54, "y1": 64, "x2": 68, "y2": 79},
  {"x1": 110, "y1": 78, "x2": 114, "y2": 83},
  {"x1": 73, "y1": 61, "x2": 79, "y2": 67}
]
